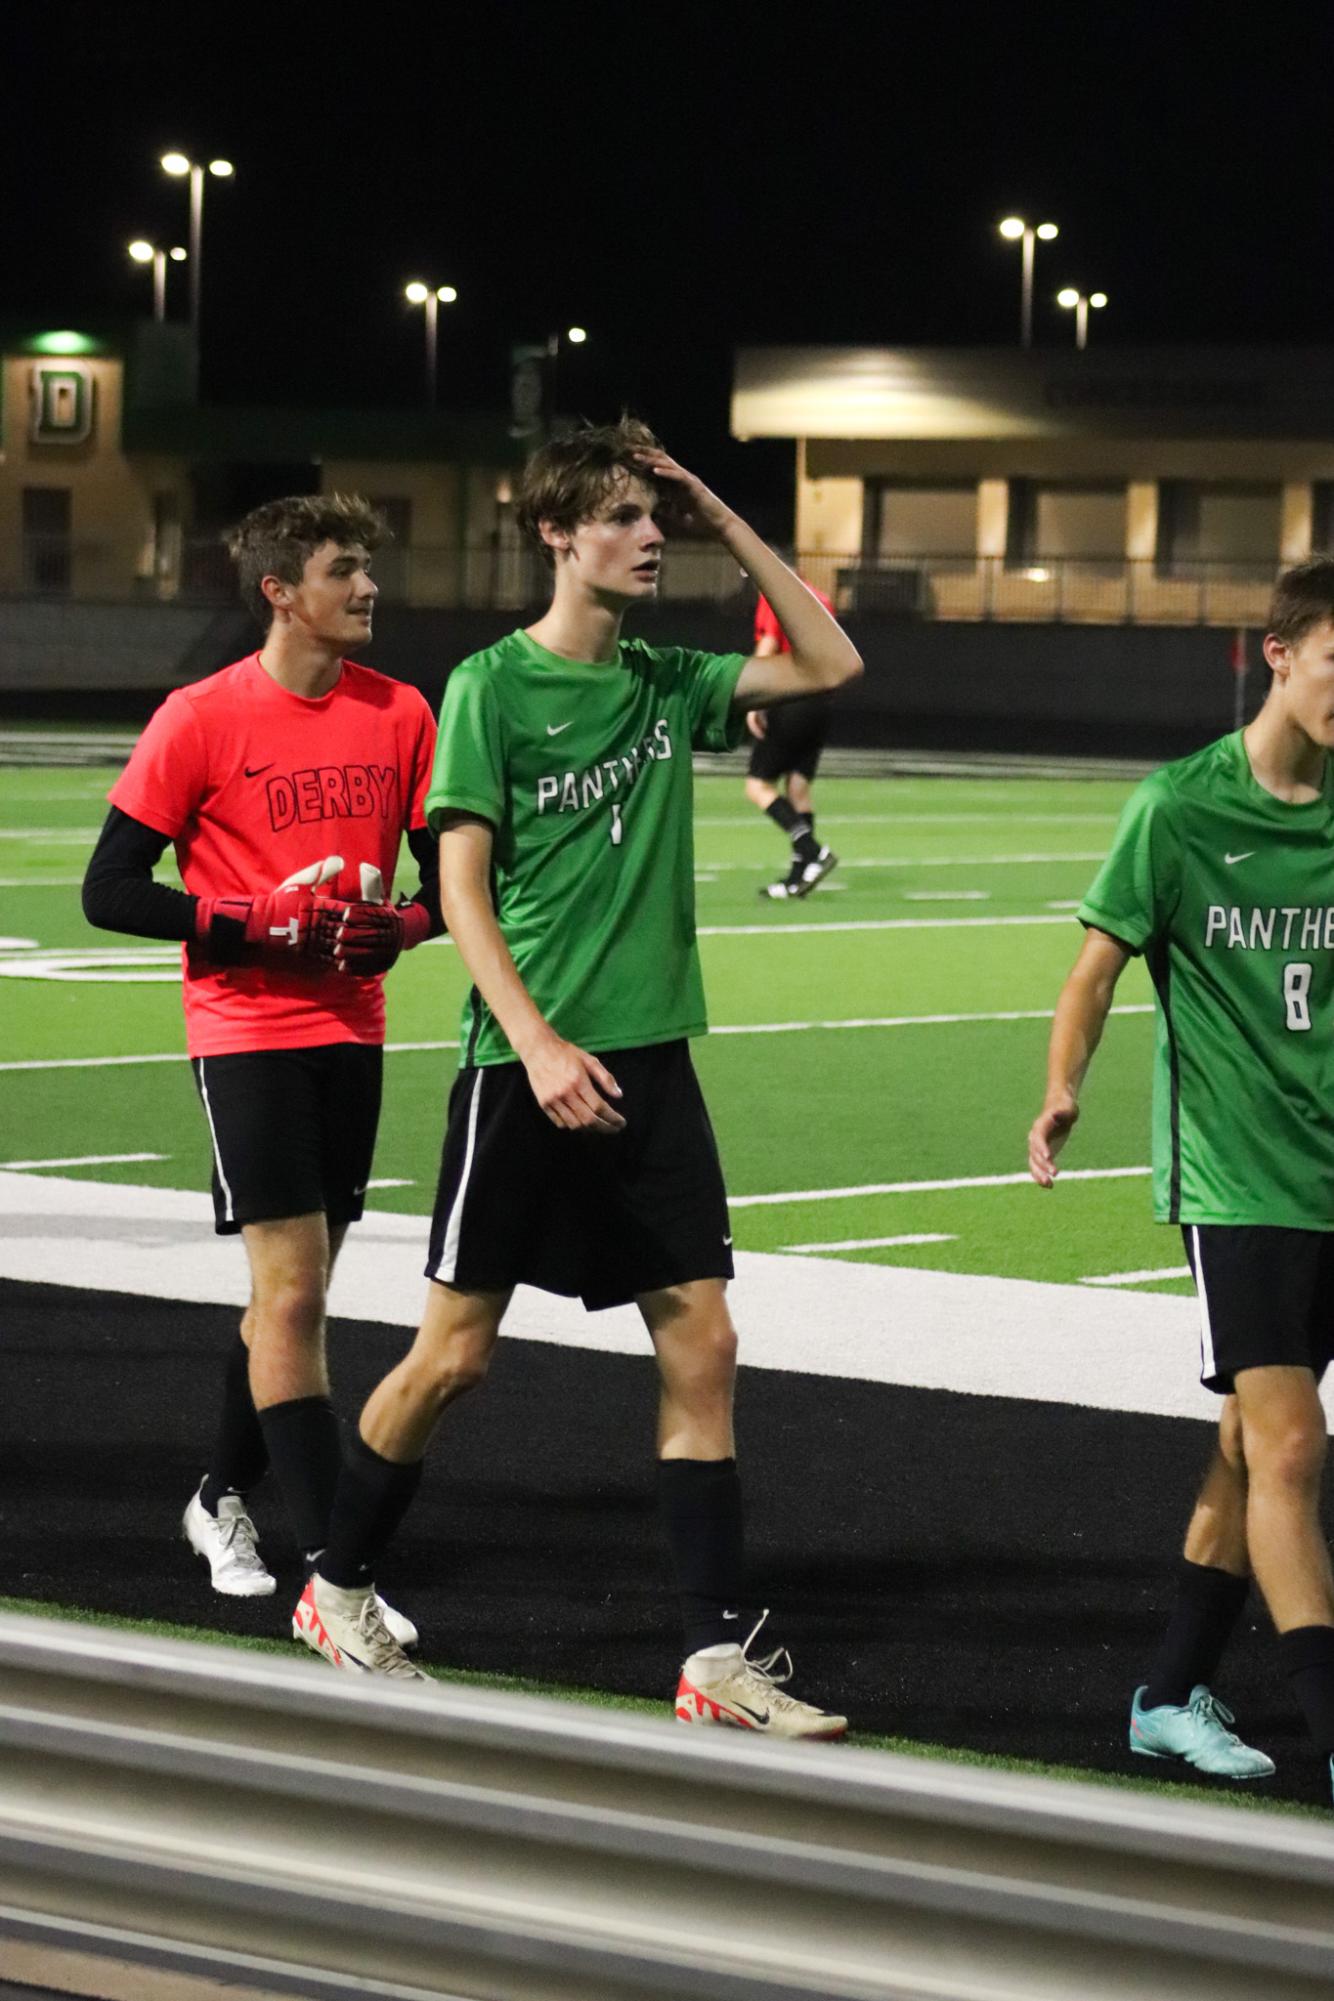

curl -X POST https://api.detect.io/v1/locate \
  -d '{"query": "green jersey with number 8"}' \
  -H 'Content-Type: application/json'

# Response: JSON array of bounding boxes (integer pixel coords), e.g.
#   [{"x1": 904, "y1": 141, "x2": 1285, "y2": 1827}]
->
[
  {"x1": 426, "y1": 628, "x2": 747, "y2": 1066},
  {"x1": 1079, "y1": 729, "x2": 1334, "y2": 1228}
]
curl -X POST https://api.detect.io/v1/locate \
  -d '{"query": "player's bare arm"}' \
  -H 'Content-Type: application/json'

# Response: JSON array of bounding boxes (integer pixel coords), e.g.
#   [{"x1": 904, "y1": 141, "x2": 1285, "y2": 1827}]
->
[
  {"x1": 438, "y1": 813, "x2": 625, "y2": 1134},
  {"x1": 634, "y1": 448, "x2": 862, "y2": 707},
  {"x1": 1028, "y1": 927, "x2": 1131, "y2": 1187}
]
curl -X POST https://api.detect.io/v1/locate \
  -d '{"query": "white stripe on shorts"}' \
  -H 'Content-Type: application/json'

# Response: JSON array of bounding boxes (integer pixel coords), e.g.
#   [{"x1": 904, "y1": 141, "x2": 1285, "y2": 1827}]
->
[
  {"x1": 196, "y1": 1059, "x2": 235, "y2": 1226},
  {"x1": 1190, "y1": 1225, "x2": 1217, "y2": 1382},
  {"x1": 433, "y1": 1069, "x2": 484, "y2": 1282}
]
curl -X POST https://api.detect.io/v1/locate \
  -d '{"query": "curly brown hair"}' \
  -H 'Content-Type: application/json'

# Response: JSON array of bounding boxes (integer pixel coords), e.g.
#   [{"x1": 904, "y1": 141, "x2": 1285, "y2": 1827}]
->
[
  {"x1": 515, "y1": 416, "x2": 669, "y2": 568},
  {"x1": 226, "y1": 493, "x2": 386, "y2": 624}
]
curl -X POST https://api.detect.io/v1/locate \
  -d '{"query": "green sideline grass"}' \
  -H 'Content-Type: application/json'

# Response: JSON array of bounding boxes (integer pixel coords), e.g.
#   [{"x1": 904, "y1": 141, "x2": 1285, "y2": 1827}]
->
[{"x1": 1, "y1": 1592, "x2": 1323, "y2": 1820}]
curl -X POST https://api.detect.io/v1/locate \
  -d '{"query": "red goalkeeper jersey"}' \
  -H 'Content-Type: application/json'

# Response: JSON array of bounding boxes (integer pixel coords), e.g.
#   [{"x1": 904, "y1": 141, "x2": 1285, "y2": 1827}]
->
[
  {"x1": 109, "y1": 654, "x2": 436, "y2": 1056},
  {"x1": 754, "y1": 584, "x2": 835, "y2": 653}
]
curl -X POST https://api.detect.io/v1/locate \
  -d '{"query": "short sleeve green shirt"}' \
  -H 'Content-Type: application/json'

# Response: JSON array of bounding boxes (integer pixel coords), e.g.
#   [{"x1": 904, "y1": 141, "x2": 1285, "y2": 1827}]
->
[
  {"x1": 1079, "y1": 731, "x2": 1334, "y2": 1227},
  {"x1": 426, "y1": 629, "x2": 747, "y2": 1065}
]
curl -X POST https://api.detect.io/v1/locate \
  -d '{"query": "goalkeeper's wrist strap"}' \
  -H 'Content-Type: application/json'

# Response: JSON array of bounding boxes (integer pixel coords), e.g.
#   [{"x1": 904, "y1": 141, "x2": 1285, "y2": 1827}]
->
[
  {"x1": 194, "y1": 895, "x2": 252, "y2": 964},
  {"x1": 398, "y1": 901, "x2": 432, "y2": 951}
]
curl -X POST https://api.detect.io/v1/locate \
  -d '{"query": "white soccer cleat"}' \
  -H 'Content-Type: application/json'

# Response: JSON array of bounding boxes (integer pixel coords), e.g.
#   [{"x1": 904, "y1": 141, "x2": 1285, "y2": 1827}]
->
[
  {"x1": 790, "y1": 846, "x2": 838, "y2": 898},
  {"x1": 675, "y1": 1611, "x2": 847, "y2": 1739},
  {"x1": 292, "y1": 1574, "x2": 430, "y2": 1680},
  {"x1": 182, "y1": 1485, "x2": 275, "y2": 1598}
]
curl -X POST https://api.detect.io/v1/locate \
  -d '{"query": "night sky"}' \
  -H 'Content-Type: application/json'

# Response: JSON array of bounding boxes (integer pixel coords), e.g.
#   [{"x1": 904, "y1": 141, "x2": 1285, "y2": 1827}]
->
[{"x1": 8, "y1": 2, "x2": 1334, "y2": 531}]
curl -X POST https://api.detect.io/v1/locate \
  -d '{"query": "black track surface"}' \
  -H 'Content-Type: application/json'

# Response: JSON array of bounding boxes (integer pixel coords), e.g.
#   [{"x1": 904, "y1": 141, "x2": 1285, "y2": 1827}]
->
[{"x1": 5, "y1": 1277, "x2": 1331, "y2": 1806}]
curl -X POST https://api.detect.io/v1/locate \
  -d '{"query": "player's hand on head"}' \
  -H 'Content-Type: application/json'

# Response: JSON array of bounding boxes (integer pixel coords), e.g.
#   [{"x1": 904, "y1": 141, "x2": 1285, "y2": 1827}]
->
[
  {"x1": 1028, "y1": 1095, "x2": 1079, "y2": 1188},
  {"x1": 524, "y1": 1034, "x2": 625, "y2": 1134},
  {"x1": 632, "y1": 448, "x2": 734, "y2": 539}
]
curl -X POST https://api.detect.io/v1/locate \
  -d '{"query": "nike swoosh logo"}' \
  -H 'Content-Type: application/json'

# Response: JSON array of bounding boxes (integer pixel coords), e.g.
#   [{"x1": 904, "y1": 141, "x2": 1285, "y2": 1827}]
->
[
  {"x1": 546, "y1": 722, "x2": 574, "y2": 736},
  {"x1": 732, "y1": 1700, "x2": 770, "y2": 1726},
  {"x1": 245, "y1": 763, "x2": 275, "y2": 778},
  {"x1": 1224, "y1": 851, "x2": 1255, "y2": 865},
  {"x1": 723, "y1": 1236, "x2": 733, "y2": 1247}
]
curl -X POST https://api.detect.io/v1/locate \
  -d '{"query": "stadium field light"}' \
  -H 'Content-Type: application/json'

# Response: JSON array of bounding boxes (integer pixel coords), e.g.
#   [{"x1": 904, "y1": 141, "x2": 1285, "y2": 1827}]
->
[
  {"x1": 998, "y1": 215, "x2": 1058, "y2": 348},
  {"x1": 1057, "y1": 286, "x2": 1108, "y2": 350},
  {"x1": 159, "y1": 151, "x2": 235, "y2": 336},
  {"x1": 127, "y1": 238, "x2": 187, "y2": 322},
  {"x1": 404, "y1": 281, "x2": 458, "y2": 405}
]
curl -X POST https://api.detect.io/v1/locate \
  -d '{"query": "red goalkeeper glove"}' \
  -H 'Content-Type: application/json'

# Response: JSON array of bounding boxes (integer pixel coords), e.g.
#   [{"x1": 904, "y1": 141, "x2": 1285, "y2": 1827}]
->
[
  {"x1": 195, "y1": 854, "x2": 345, "y2": 968},
  {"x1": 320, "y1": 896, "x2": 432, "y2": 975},
  {"x1": 194, "y1": 884, "x2": 325, "y2": 967}
]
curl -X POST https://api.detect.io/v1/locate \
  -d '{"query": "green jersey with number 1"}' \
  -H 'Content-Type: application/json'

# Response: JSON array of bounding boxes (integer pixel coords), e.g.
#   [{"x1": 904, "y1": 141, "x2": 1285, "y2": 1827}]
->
[
  {"x1": 1079, "y1": 729, "x2": 1334, "y2": 1228},
  {"x1": 425, "y1": 628, "x2": 747, "y2": 1066}
]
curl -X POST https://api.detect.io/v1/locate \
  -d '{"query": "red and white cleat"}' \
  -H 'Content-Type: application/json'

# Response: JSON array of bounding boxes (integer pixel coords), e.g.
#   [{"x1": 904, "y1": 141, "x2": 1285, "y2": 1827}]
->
[{"x1": 674, "y1": 1611, "x2": 846, "y2": 1739}]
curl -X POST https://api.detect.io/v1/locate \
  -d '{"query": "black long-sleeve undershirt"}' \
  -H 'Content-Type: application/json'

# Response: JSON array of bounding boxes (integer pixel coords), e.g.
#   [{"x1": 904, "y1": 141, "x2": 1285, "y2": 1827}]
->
[
  {"x1": 82, "y1": 808, "x2": 195, "y2": 939},
  {"x1": 82, "y1": 808, "x2": 445, "y2": 941}
]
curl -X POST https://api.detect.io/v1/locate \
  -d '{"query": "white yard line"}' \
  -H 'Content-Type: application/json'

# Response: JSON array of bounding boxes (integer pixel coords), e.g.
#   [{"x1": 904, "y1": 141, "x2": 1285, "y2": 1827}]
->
[
  {"x1": 0, "y1": 1005, "x2": 1154, "y2": 1075},
  {"x1": 0, "y1": 828, "x2": 103, "y2": 842},
  {"x1": 696, "y1": 851, "x2": 1107, "y2": 871},
  {"x1": 0, "y1": 1151, "x2": 167, "y2": 1171},
  {"x1": 782, "y1": 1232, "x2": 957, "y2": 1254},
  {"x1": 692, "y1": 813, "x2": 1119, "y2": 828},
  {"x1": 1081, "y1": 1265, "x2": 1191, "y2": 1287},
  {"x1": 699, "y1": 914, "x2": 1076, "y2": 937},
  {"x1": 902, "y1": 890, "x2": 989, "y2": 902},
  {"x1": 0, "y1": 877, "x2": 90, "y2": 888},
  {"x1": 729, "y1": 1165, "x2": 1152, "y2": 1209}
]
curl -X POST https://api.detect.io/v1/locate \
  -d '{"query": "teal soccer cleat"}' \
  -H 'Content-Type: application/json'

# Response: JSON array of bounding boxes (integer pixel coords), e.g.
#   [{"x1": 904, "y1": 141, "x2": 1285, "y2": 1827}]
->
[{"x1": 1129, "y1": 1684, "x2": 1275, "y2": 1779}]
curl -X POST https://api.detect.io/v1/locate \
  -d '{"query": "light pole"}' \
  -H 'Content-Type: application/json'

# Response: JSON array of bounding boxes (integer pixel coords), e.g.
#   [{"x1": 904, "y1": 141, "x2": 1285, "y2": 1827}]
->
[
  {"x1": 1056, "y1": 287, "x2": 1108, "y2": 350},
  {"x1": 160, "y1": 153, "x2": 234, "y2": 336},
  {"x1": 404, "y1": 283, "x2": 458, "y2": 406},
  {"x1": 127, "y1": 240, "x2": 187, "y2": 322},
  {"x1": 998, "y1": 216, "x2": 1058, "y2": 348}
]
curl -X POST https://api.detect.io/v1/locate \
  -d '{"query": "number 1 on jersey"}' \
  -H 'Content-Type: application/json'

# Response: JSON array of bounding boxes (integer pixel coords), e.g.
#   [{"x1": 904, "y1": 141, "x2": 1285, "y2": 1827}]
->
[
  {"x1": 1284, "y1": 960, "x2": 1313, "y2": 1031},
  {"x1": 610, "y1": 801, "x2": 623, "y2": 847}
]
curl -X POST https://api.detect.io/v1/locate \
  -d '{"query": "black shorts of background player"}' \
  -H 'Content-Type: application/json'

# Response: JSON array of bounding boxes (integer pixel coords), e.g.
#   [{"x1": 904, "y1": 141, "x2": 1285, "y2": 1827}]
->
[
  {"x1": 744, "y1": 585, "x2": 839, "y2": 900},
  {"x1": 82, "y1": 496, "x2": 440, "y2": 1631},
  {"x1": 297, "y1": 418, "x2": 862, "y2": 1731}
]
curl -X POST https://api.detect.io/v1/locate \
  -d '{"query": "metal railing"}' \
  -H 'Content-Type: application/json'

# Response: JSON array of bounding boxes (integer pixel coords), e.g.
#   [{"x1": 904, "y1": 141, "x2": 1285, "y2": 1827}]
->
[
  {"x1": 1, "y1": 536, "x2": 1283, "y2": 624},
  {"x1": 1, "y1": 1611, "x2": 1333, "y2": 2001}
]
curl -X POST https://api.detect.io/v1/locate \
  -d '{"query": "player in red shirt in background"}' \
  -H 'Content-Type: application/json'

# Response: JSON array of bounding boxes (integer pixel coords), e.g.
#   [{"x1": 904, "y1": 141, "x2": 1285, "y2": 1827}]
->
[
  {"x1": 744, "y1": 582, "x2": 841, "y2": 898},
  {"x1": 82, "y1": 496, "x2": 441, "y2": 1642}
]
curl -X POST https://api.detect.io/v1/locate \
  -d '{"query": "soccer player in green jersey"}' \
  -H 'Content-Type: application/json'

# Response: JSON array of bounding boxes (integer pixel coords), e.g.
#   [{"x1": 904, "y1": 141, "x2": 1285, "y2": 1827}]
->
[
  {"x1": 1028, "y1": 555, "x2": 1334, "y2": 1798},
  {"x1": 294, "y1": 418, "x2": 862, "y2": 1731}
]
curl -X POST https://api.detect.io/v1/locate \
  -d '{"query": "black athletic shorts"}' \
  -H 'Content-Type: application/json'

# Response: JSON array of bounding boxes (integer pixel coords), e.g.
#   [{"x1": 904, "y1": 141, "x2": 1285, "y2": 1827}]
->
[
  {"x1": 1182, "y1": 1224, "x2": 1334, "y2": 1394},
  {"x1": 747, "y1": 693, "x2": 834, "y2": 783},
  {"x1": 426, "y1": 1039, "x2": 733, "y2": 1310},
  {"x1": 191, "y1": 1043, "x2": 383, "y2": 1235}
]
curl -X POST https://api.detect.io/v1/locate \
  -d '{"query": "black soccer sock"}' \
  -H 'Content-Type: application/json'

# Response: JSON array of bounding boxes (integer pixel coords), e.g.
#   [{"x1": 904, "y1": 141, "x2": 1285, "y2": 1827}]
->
[
  {"x1": 763, "y1": 795, "x2": 818, "y2": 863},
  {"x1": 1142, "y1": 1560, "x2": 1250, "y2": 1709},
  {"x1": 319, "y1": 1431, "x2": 424, "y2": 1589},
  {"x1": 199, "y1": 1332, "x2": 269, "y2": 1513},
  {"x1": 1278, "y1": 1624, "x2": 1334, "y2": 1755},
  {"x1": 256, "y1": 1395, "x2": 344, "y2": 1561},
  {"x1": 657, "y1": 1457, "x2": 745, "y2": 1656}
]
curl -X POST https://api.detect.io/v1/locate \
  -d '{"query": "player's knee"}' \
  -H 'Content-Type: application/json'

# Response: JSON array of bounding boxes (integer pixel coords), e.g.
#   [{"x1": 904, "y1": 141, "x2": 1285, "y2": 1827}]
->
[
  {"x1": 253, "y1": 1278, "x2": 326, "y2": 1342},
  {"x1": 1246, "y1": 1417, "x2": 1326, "y2": 1492},
  {"x1": 744, "y1": 778, "x2": 768, "y2": 807},
  {"x1": 415, "y1": 1330, "x2": 492, "y2": 1407},
  {"x1": 688, "y1": 1312, "x2": 738, "y2": 1391}
]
